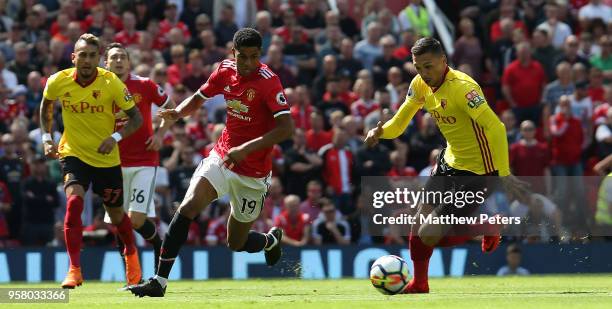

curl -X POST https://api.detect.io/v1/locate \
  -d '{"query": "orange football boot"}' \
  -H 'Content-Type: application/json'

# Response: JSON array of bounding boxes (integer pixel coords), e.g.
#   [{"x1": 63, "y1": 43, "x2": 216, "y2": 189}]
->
[{"x1": 61, "y1": 266, "x2": 83, "y2": 289}]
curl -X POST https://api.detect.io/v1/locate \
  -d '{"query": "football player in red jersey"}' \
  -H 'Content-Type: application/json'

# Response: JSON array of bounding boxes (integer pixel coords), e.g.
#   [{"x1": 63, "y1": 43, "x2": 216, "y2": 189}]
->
[
  {"x1": 103, "y1": 43, "x2": 176, "y2": 281},
  {"x1": 128, "y1": 28, "x2": 294, "y2": 297}
]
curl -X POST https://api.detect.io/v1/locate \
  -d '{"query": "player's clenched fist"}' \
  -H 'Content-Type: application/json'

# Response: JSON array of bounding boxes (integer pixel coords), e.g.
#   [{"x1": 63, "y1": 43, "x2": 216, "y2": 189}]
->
[
  {"x1": 157, "y1": 109, "x2": 180, "y2": 122},
  {"x1": 43, "y1": 141, "x2": 59, "y2": 159},
  {"x1": 97, "y1": 137, "x2": 117, "y2": 154},
  {"x1": 364, "y1": 121, "x2": 384, "y2": 147}
]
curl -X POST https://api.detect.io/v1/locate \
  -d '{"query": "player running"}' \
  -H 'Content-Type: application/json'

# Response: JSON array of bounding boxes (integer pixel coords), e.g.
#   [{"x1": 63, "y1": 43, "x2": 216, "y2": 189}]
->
[
  {"x1": 364, "y1": 37, "x2": 528, "y2": 293},
  {"x1": 103, "y1": 42, "x2": 176, "y2": 278},
  {"x1": 40, "y1": 34, "x2": 144, "y2": 288},
  {"x1": 128, "y1": 28, "x2": 294, "y2": 297}
]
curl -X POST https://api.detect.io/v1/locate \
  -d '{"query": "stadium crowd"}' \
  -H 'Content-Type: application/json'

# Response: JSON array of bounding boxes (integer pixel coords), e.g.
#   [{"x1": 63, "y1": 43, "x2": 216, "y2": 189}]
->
[{"x1": 0, "y1": 0, "x2": 610, "y2": 249}]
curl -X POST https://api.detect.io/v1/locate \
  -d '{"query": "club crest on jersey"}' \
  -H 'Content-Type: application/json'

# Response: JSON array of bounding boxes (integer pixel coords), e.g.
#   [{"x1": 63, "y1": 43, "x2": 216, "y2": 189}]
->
[
  {"x1": 133, "y1": 93, "x2": 142, "y2": 104},
  {"x1": 276, "y1": 92, "x2": 287, "y2": 105},
  {"x1": 92, "y1": 90, "x2": 100, "y2": 99},
  {"x1": 440, "y1": 99, "x2": 447, "y2": 109},
  {"x1": 466, "y1": 89, "x2": 484, "y2": 109},
  {"x1": 246, "y1": 88, "x2": 256, "y2": 101}
]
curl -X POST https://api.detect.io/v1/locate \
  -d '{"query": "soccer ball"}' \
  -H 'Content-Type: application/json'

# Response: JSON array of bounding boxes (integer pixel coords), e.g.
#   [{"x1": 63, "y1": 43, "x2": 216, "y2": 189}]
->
[{"x1": 370, "y1": 255, "x2": 410, "y2": 295}]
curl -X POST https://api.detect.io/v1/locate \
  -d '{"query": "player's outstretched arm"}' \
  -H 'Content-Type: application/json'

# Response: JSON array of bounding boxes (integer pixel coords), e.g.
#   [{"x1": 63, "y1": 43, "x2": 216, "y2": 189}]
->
[
  {"x1": 39, "y1": 98, "x2": 59, "y2": 159},
  {"x1": 159, "y1": 92, "x2": 206, "y2": 122},
  {"x1": 224, "y1": 114, "x2": 294, "y2": 167},
  {"x1": 98, "y1": 106, "x2": 143, "y2": 154},
  {"x1": 364, "y1": 101, "x2": 421, "y2": 147}
]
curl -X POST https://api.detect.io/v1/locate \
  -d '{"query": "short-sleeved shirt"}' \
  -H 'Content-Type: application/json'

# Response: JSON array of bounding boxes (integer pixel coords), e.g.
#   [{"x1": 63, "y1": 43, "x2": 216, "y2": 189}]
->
[
  {"x1": 43, "y1": 67, "x2": 135, "y2": 167},
  {"x1": 406, "y1": 67, "x2": 506, "y2": 175},
  {"x1": 198, "y1": 59, "x2": 289, "y2": 178},
  {"x1": 115, "y1": 74, "x2": 169, "y2": 167}
]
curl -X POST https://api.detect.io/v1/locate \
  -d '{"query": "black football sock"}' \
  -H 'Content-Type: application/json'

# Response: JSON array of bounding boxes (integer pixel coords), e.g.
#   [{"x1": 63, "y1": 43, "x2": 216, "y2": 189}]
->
[
  {"x1": 135, "y1": 219, "x2": 163, "y2": 273},
  {"x1": 238, "y1": 231, "x2": 275, "y2": 253},
  {"x1": 157, "y1": 213, "x2": 191, "y2": 279}
]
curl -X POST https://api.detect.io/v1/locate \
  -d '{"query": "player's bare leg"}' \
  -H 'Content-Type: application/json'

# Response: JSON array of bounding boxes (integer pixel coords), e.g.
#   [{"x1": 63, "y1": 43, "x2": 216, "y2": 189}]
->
[
  {"x1": 227, "y1": 215, "x2": 283, "y2": 266},
  {"x1": 61, "y1": 183, "x2": 85, "y2": 289},
  {"x1": 106, "y1": 205, "x2": 141, "y2": 285},
  {"x1": 128, "y1": 176, "x2": 217, "y2": 297},
  {"x1": 128, "y1": 211, "x2": 163, "y2": 273}
]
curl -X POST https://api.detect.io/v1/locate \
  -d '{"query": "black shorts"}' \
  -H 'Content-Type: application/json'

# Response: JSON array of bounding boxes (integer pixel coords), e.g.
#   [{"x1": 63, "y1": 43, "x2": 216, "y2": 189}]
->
[
  {"x1": 60, "y1": 156, "x2": 123, "y2": 208},
  {"x1": 423, "y1": 149, "x2": 499, "y2": 218}
]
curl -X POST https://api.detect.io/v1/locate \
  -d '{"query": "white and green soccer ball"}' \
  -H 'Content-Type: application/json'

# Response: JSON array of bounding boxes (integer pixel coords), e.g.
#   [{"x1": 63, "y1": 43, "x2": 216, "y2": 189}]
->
[{"x1": 370, "y1": 255, "x2": 410, "y2": 295}]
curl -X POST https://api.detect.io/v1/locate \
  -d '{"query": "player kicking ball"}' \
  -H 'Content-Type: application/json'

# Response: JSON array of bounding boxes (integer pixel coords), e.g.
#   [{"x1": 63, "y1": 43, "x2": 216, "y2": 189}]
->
[
  {"x1": 364, "y1": 37, "x2": 528, "y2": 294},
  {"x1": 128, "y1": 28, "x2": 294, "y2": 297},
  {"x1": 40, "y1": 34, "x2": 144, "y2": 288},
  {"x1": 103, "y1": 43, "x2": 176, "y2": 280}
]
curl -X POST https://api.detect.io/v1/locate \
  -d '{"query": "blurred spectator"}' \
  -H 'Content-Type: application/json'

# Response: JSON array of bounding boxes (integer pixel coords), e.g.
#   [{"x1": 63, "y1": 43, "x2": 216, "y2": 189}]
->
[
  {"x1": 25, "y1": 71, "x2": 42, "y2": 113},
  {"x1": 595, "y1": 109, "x2": 612, "y2": 159},
  {"x1": 536, "y1": 2, "x2": 572, "y2": 49},
  {"x1": 397, "y1": 0, "x2": 433, "y2": 37},
  {"x1": 8, "y1": 41, "x2": 35, "y2": 86},
  {"x1": 114, "y1": 11, "x2": 140, "y2": 48},
  {"x1": 490, "y1": 3, "x2": 528, "y2": 44},
  {"x1": 289, "y1": 86, "x2": 313, "y2": 131},
  {"x1": 82, "y1": 208, "x2": 113, "y2": 247},
  {"x1": 335, "y1": 0, "x2": 358, "y2": 39},
  {"x1": 275, "y1": 9, "x2": 307, "y2": 45},
  {"x1": 214, "y1": 3, "x2": 238, "y2": 47},
  {"x1": 453, "y1": 18, "x2": 484, "y2": 82},
  {"x1": 306, "y1": 110, "x2": 332, "y2": 152},
  {"x1": 319, "y1": 127, "x2": 354, "y2": 215},
  {"x1": 542, "y1": 62, "x2": 575, "y2": 132},
  {"x1": 267, "y1": 44, "x2": 297, "y2": 88},
  {"x1": 283, "y1": 128, "x2": 322, "y2": 199},
  {"x1": 351, "y1": 78, "x2": 379, "y2": 120},
  {"x1": 555, "y1": 35, "x2": 591, "y2": 70},
  {"x1": 337, "y1": 38, "x2": 363, "y2": 78},
  {"x1": 255, "y1": 11, "x2": 273, "y2": 54},
  {"x1": 168, "y1": 145, "x2": 198, "y2": 201},
  {"x1": 373, "y1": 35, "x2": 403, "y2": 88},
  {"x1": 182, "y1": 49, "x2": 209, "y2": 92},
  {"x1": 578, "y1": 0, "x2": 612, "y2": 24},
  {"x1": 532, "y1": 29, "x2": 562, "y2": 82},
  {"x1": 299, "y1": 180, "x2": 323, "y2": 224},
  {"x1": 510, "y1": 120, "x2": 550, "y2": 193},
  {"x1": 589, "y1": 67, "x2": 606, "y2": 105},
  {"x1": 510, "y1": 193, "x2": 562, "y2": 243},
  {"x1": 133, "y1": 0, "x2": 152, "y2": 31},
  {"x1": 181, "y1": 0, "x2": 208, "y2": 35},
  {"x1": 185, "y1": 106, "x2": 211, "y2": 152},
  {"x1": 355, "y1": 131, "x2": 391, "y2": 178},
  {"x1": 393, "y1": 29, "x2": 415, "y2": 62},
  {"x1": 590, "y1": 35, "x2": 611, "y2": 81},
  {"x1": 0, "y1": 133, "x2": 27, "y2": 239},
  {"x1": 21, "y1": 156, "x2": 58, "y2": 246},
  {"x1": 496, "y1": 244, "x2": 530, "y2": 276},
  {"x1": 418, "y1": 148, "x2": 441, "y2": 177},
  {"x1": 267, "y1": 0, "x2": 284, "y2": 28},
  {"x1": 342, "y1": 115, "x2": 362, "y2": 154},
  {"x1": 354, "y1": 22, "x2": 382, "y2": 71},
  {"x1": 486, "y1": 17, "x2": 516, "y2": 77},
  {"x1": 274, "y1": 195, "x2": 310, "y2": 246},
  {"x1": 167, "y1": 44, "x2": 190, "y2": 86},
  {"x1": 264, "y1": 176, "x2": 285, "y2": 223},
  {"x1": 501, "y1": 109, "x2": 519, "y2": 144},
  {"x1": 578, "y1": 31, "x2": 601, "y2": 60},
  {"x1": 387, "y1": 149, "x2": 418, "y2": 178},
  {"x1": 502, "y1": 41, "x2": 547, "y2": 124},
  {"x1": 312, "y1": 197, "x2": 350, "y2": 245},
  {"x1": 298, "y1": 0, "x2": 325, "y2": 39},
  {"x1": 0, "y1": 52, "x2": 17, "y2": 89},
  {"x1": 550, "y1": 95, "x2": 587, "y2": 224},
  {"x1": 385, "y1": 66, "x2": 403, "y2": 106},
  {"x1": 567, "y1": 81, "x2": 594, "y2": 143},
  {"x1": 160, "y1": 3, "x2": 191, "y2": 41},
  {"x1": 409, "y1": 114, "x2": 445, "y2": 171},
  {"x1": 205, "y1": 201, "x2": 230, "y2": 246},
  {"x1": 313, "y1": 54, "x2": 337, "y2": 101},
  {"x1": 196, "y1": 29, "x2": 225, "y2": 66},
  {"x1": 572, "y1": 62, "x2": 589, "y2": 83},
  {"x1": 214, "y1": 0, "x2": 257, "y2": 29}
]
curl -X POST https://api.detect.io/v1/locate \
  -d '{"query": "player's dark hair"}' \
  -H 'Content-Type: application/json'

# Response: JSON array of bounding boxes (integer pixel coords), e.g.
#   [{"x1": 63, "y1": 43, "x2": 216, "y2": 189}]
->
[
  {"x1": 104, "y1": 42, "x2": 130, "y2": 61},
  {"x1": 76, "y1": 33, "x2": 101, "y2": 50},
  {"x1": 411, "y1": 37, "x2": 444, "y2": 57},
  {"x1": 233, "y1": 28, "x2": 262, "y2": 50}
]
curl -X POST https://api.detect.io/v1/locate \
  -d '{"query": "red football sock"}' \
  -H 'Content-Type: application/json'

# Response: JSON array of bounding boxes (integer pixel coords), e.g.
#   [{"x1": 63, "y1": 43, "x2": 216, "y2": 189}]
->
[
  {"x1": 64, "y1": 195, "x2": 84, "y2": 268},
  {"x1": 115, "y1": 214, "x2": 136, "y2": 255},
  {"x1": 409, "y1": 234, "x2": 433, "y2": 285},
  {"x1": 436, "y1": 235, "x2": 473, "y2": 247}
]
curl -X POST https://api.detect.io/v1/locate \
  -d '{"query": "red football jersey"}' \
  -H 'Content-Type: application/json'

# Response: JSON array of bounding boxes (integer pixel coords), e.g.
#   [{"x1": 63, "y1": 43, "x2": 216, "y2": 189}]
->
[
  {"x1": 198, "y1": 59, "x2": 290, "y2": 178},
  {"x1": 115, "y1": 74, "x2": 169, "y2": 167}
]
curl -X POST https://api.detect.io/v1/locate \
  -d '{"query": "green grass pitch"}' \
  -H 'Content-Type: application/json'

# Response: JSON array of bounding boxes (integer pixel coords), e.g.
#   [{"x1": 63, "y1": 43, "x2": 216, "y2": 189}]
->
[{"x1": 3, "y1": 275, "x2": 611, "y2": 308}]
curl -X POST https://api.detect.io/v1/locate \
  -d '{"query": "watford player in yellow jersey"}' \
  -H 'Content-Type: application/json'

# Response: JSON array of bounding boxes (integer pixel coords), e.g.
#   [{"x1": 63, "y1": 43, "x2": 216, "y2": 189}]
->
[
  {"x1": 39, "y1": 34, "x2": 144, "y2": 289},
  {"x1": 365, "y1": 37, "x2": 528, "y2": 294}
]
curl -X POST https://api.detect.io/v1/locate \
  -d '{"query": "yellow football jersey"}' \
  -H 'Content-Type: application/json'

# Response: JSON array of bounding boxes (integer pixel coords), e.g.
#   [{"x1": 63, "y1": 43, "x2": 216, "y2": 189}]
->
[
  {"x1": 382, "y1": 67, "x2": 510, "y2": 176},
  {"x1": 43, "y1": 67, "x2": 135, "y2": 167}
]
